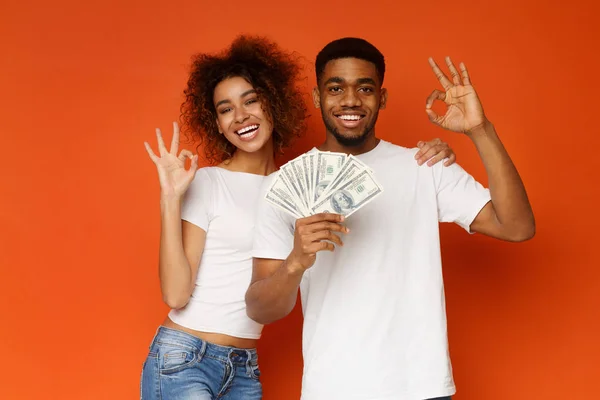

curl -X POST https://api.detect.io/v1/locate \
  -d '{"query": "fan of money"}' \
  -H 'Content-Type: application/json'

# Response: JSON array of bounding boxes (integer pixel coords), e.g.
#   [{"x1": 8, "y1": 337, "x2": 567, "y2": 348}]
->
[{"x1": 265, "y1": 151, "x2": 384, "y2": 219}]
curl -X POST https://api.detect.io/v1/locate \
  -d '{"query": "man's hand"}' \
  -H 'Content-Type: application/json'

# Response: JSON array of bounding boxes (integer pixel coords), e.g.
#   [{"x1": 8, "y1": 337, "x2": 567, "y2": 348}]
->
[
  {"x1": 288, "y1": 213, "x2": 349, "y2": 272},
  {"x1": 426, "y1": 57, "x2": 488, "y2": 135}
]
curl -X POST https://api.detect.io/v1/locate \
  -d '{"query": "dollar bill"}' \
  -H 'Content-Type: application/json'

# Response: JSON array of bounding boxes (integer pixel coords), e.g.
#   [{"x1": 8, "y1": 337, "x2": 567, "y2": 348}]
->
[
  {"x1": 289, "y1": 158, "x2": 309, "y2": 210},
  {"x1": 265, "y1": 172, "x2": 305, "y2": 218},
  {"x1": 313, "y1": 151, "x2": 347, "y2": 205},
  {"x1": 279, "y1": 163, "x2": 310, "y2": 215},
  {"x1": 306, "y1": 153, "x2": 316, "y2": 206},
  {"x1": 310, "y1": 169, "x2": 383, "y2": 217},
  {"x1": 264, "y1": 150, "x2": 383, "y2": 219},
  {"x1": 265, "y1": 191, "x2": 303, "y2": 219},
  {"x1": 317, "y1": 155, "x2": 369, "y2": 201},
  {"x1": 300, "y1": 155, "x2": 312, "y2": 208}
]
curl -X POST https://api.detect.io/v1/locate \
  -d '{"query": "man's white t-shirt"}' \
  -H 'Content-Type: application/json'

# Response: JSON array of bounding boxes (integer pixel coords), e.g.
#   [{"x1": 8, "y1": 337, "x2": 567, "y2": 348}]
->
[{"x1": 252, "y1": 140, "x2": 491, "y2": 400}]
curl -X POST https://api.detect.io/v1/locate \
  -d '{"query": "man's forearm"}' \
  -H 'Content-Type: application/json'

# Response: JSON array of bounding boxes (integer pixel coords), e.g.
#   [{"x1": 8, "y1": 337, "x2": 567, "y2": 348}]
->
[
  {"x1": 469, "y1": 121, "x2": 535, "y2": 240},
  {"x1": 245, "y1": 258, "x2": 305, "y2": 324}
]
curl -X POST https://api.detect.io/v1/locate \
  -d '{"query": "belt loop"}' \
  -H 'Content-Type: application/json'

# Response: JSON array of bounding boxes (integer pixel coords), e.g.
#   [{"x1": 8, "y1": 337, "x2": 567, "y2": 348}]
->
[
  {"x1": 245, "y1": 349, "x2": 253, "y2": 375},
  {"x1": 198, "y1": 337, "x2": 207, "y2": 361}
]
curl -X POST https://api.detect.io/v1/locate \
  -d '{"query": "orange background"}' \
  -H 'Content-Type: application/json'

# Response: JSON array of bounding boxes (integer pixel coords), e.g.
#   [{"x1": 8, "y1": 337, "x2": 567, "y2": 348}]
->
[{"x1": 1, "y1": 0, "x2": 598, "y2": 398}]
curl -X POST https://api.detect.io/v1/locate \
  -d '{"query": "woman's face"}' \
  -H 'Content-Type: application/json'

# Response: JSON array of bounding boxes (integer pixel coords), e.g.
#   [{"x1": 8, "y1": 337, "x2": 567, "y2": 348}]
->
[{"x1": 213, "y1": 76, "x2": 273, "y2": 154}]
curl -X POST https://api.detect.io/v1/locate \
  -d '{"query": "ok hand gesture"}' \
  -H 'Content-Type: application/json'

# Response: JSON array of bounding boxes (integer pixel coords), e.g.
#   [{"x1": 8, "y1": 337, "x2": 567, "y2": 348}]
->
[
  {"x1": 144, "y1": 122, "x2": 198, "y2": 199},
  {"x1": 426, "y1": 57, "x2": 489, "y2": 134}
]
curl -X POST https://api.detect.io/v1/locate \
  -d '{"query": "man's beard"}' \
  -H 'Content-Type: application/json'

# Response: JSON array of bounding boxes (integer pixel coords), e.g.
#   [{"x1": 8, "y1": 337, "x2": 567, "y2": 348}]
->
[{"x1": 321, "y1": 108, "x2": 378, "y2": 147}]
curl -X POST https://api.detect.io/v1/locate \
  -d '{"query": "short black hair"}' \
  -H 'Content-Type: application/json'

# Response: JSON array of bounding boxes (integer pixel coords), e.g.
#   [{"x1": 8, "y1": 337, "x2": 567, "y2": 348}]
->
[{"x1": 315, "y1": 37, "x2": 385, "y2": 85}]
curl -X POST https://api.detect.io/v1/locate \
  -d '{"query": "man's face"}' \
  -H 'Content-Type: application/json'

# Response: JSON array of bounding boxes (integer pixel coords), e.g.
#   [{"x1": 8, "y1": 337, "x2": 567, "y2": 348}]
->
[{"x1": 313, "y1": 57, "x2": 387, "y2": 147}]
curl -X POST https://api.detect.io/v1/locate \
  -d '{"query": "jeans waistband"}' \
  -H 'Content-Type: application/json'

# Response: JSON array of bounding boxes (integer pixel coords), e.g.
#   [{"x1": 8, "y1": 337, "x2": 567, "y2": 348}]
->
[{"x1": 152, "y1": 326, "x2": 258, "y2": 365}]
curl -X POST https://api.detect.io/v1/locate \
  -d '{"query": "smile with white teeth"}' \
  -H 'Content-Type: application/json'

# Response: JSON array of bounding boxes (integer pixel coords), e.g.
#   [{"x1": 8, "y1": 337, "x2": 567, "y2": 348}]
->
[
  {"x1": 336, "y1": 115, "x2": 363, "y2": 120},
  {"x1": 235, "y1": 124, "x2": 259, "y2": 137}
]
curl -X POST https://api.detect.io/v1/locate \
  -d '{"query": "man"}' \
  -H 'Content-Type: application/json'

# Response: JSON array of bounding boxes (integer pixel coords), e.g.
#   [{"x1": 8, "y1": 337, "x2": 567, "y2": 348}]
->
[{"x1": 245, "y1": 38, "x2": 535, "y2": 400}]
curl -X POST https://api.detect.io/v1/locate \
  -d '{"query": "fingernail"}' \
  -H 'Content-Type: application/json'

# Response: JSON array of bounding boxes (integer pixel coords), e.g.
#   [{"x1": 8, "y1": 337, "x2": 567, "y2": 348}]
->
[{"x1": 346, "y1": 227, "x2": 350, "y2": 233}]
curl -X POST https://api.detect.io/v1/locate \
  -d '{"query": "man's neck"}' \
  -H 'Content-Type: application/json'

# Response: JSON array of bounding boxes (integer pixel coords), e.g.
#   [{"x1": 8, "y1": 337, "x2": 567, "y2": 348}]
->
[{"x1": 317, "y1": 131, "x2": 380, "y2": 156}]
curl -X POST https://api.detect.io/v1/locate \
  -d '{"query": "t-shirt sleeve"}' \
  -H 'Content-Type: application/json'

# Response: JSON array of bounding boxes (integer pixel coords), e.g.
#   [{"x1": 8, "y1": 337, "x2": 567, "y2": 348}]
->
[
  {"x1": 252, "y1": 174, "x2": 296, "y2": 260},
  {"x1": 433, "y1": 162, "x2": 491, "y2": 233},
  {"x1": 180, "y1": 168, "x2": 213, "y2": 231}
]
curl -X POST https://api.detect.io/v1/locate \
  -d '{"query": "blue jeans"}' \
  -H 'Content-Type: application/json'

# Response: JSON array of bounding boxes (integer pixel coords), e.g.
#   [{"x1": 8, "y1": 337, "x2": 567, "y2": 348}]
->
[{"x1": 140, "y1": 326, "x2": 262, "y2": 400}]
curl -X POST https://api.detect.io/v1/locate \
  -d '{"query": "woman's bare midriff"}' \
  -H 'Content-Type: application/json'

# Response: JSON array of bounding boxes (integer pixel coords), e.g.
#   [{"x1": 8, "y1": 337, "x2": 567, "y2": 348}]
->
[{"x1": 161, "y1": 317, "x2": 257, "y2": 349}]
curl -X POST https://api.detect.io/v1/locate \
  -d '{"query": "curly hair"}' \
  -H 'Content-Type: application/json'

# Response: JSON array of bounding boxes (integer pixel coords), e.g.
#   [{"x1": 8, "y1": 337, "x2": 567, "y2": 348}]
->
[{"x1": 180, "y1": 35, "x2": 309, "y2": 164}]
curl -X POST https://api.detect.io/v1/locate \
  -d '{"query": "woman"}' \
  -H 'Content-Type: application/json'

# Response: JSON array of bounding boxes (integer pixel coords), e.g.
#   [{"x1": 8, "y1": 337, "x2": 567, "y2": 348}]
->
[{"x1": 140, "y1": 35, "x2": 456, "y2": 400}]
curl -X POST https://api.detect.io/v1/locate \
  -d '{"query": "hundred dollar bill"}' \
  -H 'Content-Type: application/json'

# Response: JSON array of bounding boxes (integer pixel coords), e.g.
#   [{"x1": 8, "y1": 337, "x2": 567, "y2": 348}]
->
[
  {"x1": 311, "y1": 169, "x2": 383, "y2": 217},
  {"x1": 317, "y1": 155, "x2": 370, "y2": 201},
  {"x1": 287, "y1": 158, "x2": 309, "y2": 210},
  {"x1": 270, "y1": 173, "x2": 305, "y2": 212},
  {"x1": 313, "y1": 151, "x2": 347, "y2": 205},
  {"x1": 305, "y1": 153, "x2": 316, "y2": 207},
  {"x1": 265, "y1": 173, "x2": 305, "y2": 218},
  {"x1": 265, "y1": 190, "x2": 303, "y2": 219},
  {"x1": 299, "y1": 155, "x2": 312, "y2": 208},
  {"x1": 279, "y1": 163, "x2": 310, "y2": 215}
]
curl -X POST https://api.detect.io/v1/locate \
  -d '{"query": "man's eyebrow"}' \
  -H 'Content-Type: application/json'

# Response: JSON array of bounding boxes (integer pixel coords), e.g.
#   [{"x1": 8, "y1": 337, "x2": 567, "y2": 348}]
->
[
  {"x1": 356, "y1": 77, "x2": 377, "y2": 85},
  {"x1": 323, "y1": 77, "x2": 377, "y2": 86},
  {"x1": 323, "y1": 77, "x2": 344, "y2": 85}
]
